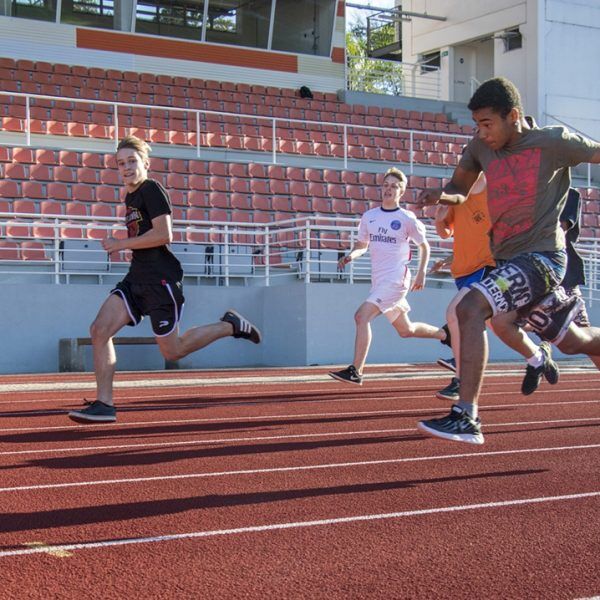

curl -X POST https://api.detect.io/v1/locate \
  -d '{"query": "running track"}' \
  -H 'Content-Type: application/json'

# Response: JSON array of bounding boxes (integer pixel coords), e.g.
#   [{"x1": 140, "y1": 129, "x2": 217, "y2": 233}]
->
[{"x1": 0, "y1": 363, "x2": 599, "y2": 599}]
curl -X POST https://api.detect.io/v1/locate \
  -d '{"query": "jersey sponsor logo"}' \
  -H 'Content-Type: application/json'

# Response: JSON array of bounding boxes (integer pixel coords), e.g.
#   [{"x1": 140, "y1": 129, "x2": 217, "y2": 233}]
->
[
  {"x1": 390, "y1": 220, "x2": 401, "y2": 230},
  {"x1": 370, "y1": 225, "x2": 397, "y2": 244}
]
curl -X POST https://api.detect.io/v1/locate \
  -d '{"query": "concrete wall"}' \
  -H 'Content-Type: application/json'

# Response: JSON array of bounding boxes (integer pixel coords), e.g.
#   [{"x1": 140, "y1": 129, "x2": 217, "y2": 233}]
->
[
  {"x1": 2, "y1": 280, "x2": 596, "y2": 375},
  {"x1": 400, "y1": 0, "x2": 600, "y2": 141}
]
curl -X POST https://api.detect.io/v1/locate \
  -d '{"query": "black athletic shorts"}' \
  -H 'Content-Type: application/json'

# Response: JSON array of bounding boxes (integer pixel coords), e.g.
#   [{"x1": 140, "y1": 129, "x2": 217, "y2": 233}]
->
[{"x1": 111, "y1": 279, "x2": 185, "y2": 337}]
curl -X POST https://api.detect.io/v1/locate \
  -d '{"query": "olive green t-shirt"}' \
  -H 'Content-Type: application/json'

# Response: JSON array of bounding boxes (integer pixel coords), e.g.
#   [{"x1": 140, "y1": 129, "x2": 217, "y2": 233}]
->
[{"x1": 459, "y1": 126, "x2": 599, "y2": 260}]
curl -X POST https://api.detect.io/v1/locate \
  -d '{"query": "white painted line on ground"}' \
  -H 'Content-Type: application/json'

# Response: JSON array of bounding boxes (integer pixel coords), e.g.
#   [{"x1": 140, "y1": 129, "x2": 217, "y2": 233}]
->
[
  {"x1": 1, "y1": 442, "x2": 599, "y2": 494},
  {"x1": 0, "y1": 366, "x2": 595, "y2": 393},
  {"x1": 1, "y1": 417, "x2": 599, "y2": 457},
  {"x1": 1, "y1": 490, "x2": 599, "y2": 558},
  {"x1": 0, "y1": 398, "x2": 599, "y2": 433}
]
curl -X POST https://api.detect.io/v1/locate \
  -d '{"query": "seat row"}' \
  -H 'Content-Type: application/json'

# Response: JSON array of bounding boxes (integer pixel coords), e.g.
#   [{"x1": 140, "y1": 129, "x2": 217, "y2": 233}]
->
[
  {"x1": 0, "y1": 95, "x2": 461, "y2": 134},
  {"x1": 0, "y1": 56, "x2": 451, "y2": 121}
]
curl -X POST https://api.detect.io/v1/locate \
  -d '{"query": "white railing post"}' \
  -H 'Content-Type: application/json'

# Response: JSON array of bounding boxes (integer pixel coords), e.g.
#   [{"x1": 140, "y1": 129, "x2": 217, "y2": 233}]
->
[
  {"x1": 224, "y1": 226, "x2": 230, "y2": 286},
  {"x1": 349, "y1": 228, "x2": 355, "y2": 284},
  {"x1": 409, "y1": 130, "x2": 414, "y2": 174},
  {"x1": 264, "y1": 226, "x2": 270, "y2": 286},
  {"x1": 113, "y1": 103, "x2": 119, "y2": 150},
  {"x1": 343, "y1": 123, "x2": 348, "y2": 170},
  {"x1": 272, "y1": 117, "x2": 277, "y2": 164},
  {"x1": 196, "y1": 111, "x2": 201, "y2": 159},
  {"x1": 305, "y1": 220, "x2": 311, "y2": 283},
  {"x1": 25, "y1": 96, "x2": 31, "y2": 147},
  {"x1": 53, "y1": 219, "x2": 60, "y2": 284}
]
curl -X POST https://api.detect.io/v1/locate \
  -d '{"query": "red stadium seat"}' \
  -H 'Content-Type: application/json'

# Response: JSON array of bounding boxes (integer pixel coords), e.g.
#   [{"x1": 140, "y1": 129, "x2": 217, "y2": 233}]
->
[{"x1": 0, "y1": 240, "x2": 20, "y2": 260}]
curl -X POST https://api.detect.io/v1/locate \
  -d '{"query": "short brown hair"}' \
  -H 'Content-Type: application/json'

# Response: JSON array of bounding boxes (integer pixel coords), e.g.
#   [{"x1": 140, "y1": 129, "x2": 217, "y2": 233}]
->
[
  {"x1": 383, "y1": 167, "x2": 407, "y2": 184},
  {"x1": 116, "y1": 135, "x2": 151, "y2": 160}
]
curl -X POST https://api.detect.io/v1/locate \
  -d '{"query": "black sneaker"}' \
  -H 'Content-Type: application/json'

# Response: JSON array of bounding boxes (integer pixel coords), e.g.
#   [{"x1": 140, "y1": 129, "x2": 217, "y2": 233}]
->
[
  {"x1": 68, "y1": 400, "x2": 116, "y2": 424},
  {"x1": 521, "y1": 341, "x2": 559, "y2": 395},
  {"x1": 328, "y1": 365, "x2": 363, "y2": 385},
  {"x1": 440, "y1": 324, "x2": 452, "y2": 348},
  {"x1": 436, "y1": 377, "x2": 460, "y2": 401},
  {"x1": 221, "y1": 309, "x2": 261, "y2": 344},
  {"x1": 417, "y1": 405, "x2": 484, "y2": 444},
  {"x1": 436, "y1": 356, "x2": 456, "y2": 372}
]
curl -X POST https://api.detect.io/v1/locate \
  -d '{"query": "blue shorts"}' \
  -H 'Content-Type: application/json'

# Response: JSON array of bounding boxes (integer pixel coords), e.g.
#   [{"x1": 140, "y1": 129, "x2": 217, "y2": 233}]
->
[
  {"x1": 472, "y1": 250, "x2": 566, "y2": 316},
  {"x1": 455, "y1": 266, "x2": 495, "y2": 291}
]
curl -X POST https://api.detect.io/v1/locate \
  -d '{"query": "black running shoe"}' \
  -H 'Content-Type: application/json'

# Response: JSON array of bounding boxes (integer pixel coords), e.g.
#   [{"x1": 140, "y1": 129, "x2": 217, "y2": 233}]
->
[
  {"x1": 68, "y1": 400, "x2": 116, "y2": 423},
  {"x1": 221, "y1": 309, "x2": 262, "y2": 344},
  {"x1": 328, "y1": 365, "x2": 363, "y2": 385},
  {"x1": 417, "y1": 405, "x2": 484, "y2": 444},
  {"x1": 440, "y1": 324, "x2": 452, "y2": 348},
  {"x1": 436, "y1": 356, "x2": 456, "y2": 372},
  {"x1": 521, "y1": 341, "x2": 559, "y2": 395},
  {"x1": 436, "y1": 377, "x2": 460, "y2": 401}
]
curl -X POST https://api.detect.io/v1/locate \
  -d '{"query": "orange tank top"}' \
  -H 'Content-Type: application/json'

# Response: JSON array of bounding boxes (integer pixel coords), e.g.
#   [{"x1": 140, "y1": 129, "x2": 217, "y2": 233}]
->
[{"x1": 446, "y1": 188, "x2": 495, "y2": 279}]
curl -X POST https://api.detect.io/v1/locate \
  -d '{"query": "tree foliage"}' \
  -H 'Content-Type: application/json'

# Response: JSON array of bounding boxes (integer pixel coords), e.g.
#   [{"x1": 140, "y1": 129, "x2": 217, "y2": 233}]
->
[{"x1": 346, "y1": 18, "x2": 404, "y2": 95}]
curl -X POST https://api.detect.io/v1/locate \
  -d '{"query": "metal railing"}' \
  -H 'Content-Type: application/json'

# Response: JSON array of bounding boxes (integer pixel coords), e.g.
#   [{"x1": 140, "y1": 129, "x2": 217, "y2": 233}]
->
[
  {"x1": 2, "y1": 212, "x2": 599, "y2": 305},
  {"x1": 0, "y1": 90, "x2": 467, "y2": 173},
  {"x1": 347, "y1": 56, "x2": 441, "y2": 100}
]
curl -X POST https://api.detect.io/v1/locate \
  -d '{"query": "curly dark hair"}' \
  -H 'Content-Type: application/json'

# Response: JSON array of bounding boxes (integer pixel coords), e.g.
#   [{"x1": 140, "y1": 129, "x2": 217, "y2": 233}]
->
[{"x1": 467, "y1": 77, "x2": 523, "y2": 118}]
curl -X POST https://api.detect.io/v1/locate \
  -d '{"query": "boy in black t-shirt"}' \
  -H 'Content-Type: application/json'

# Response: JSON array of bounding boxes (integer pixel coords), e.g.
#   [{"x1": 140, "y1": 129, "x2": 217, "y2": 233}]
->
[{"x1": 69, "y1": 136, "x2": 261, "y2": 424}]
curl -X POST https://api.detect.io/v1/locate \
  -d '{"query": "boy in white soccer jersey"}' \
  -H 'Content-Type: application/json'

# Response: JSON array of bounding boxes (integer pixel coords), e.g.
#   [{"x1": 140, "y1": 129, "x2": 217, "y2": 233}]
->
[{"x1": 328, "y1": 167, "x2": 449, "y2": 385}]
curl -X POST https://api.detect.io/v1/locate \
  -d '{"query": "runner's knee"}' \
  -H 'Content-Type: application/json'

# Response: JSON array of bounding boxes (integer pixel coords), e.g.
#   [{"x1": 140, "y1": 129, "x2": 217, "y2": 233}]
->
[
  {"x1": 90, "y1": 320, "x2": 112, "y2": 344},
  {"x1": 456, "y1": 294, "x2": 488, "y2": 327}
]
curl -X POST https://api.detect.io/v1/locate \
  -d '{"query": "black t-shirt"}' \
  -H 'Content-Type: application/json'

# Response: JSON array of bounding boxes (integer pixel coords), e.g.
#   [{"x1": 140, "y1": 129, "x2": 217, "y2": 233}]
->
[
  {"x1": 560, "y1": 187, "x2": 585, "y2": 289},
  {"x1": 123, "y1": 179, "x2": 183, "y2": 284}
]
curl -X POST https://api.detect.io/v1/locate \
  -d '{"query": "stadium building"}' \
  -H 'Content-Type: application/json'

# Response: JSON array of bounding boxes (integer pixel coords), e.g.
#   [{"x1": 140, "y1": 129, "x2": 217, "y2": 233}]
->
[{"x1": 0, "y1": 0, "x2": 598, "y2": 373}]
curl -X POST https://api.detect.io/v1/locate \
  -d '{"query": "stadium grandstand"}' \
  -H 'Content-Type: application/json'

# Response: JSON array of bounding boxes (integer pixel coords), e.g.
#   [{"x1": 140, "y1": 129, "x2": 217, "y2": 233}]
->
[{"x1": 0, "y1": 0, "x2": 599, "y2": 373}]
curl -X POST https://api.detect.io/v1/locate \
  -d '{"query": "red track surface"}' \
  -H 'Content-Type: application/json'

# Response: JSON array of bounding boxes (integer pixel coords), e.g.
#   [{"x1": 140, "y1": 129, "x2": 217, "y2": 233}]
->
[{"x1": 0, "y1": 363, "x2": 599, "y2": 599}]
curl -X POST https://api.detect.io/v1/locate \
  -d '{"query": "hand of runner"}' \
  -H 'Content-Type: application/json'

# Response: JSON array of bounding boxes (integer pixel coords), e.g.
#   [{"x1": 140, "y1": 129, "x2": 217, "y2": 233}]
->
[
  {"x1": 102, "y1": 236, "x2": 122, "y2": 253},
  {"x1": 338, "y1": 254, "x2": 350, "y2": 269},
  {"x1": 417, "y1": 189, "x2": 442, "y2": 206},
  {"x1": 411, "y1": 271, "x2": 426, "y2": 290}
]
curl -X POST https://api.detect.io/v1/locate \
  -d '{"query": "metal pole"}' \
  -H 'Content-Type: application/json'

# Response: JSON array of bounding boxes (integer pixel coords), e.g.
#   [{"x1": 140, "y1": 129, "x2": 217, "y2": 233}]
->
[
  {"x1": 343, "y1": 124, "x2": 348, "y2": 170},
  {"x1": 272, "y1": 117, "x2": 277, "y2": 164},
  {"x1": 25, "y1": 96, "x2": 30, "y2": 147}
]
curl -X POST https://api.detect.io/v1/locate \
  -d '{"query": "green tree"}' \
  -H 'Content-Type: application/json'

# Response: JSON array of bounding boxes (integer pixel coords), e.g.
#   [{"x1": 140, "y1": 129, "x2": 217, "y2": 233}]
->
[{"x1": 346, "y1": 18, "x2": 404, "y2": 95}]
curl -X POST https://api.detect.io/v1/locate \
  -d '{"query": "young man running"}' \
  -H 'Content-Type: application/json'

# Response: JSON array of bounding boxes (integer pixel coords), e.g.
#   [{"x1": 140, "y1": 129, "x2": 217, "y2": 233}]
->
[
  {"x1": 68, "y1": 136, "x2": 261, "y2": 424},
  {"x1": 433, "y1": 172, "x2": 497, "y2": 401},
  {"x1": 328, "y1": 167, "x2": 449, "y2": 386},
  {"x1": 415, "y1": 77, "x2": 600, "y2": 444}
]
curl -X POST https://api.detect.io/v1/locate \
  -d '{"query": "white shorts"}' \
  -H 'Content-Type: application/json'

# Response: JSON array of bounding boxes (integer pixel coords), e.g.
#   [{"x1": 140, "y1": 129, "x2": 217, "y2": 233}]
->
[{"x1": 366, "y1": 284, "x2": 410, "y2": 323}]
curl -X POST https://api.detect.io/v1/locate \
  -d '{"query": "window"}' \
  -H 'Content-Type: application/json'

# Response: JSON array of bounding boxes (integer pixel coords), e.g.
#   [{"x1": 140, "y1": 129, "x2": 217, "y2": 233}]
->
[
  {"x1": 205, "y1": 0, "x2": 272, "y2": 49},
  {"x1": 61, "y1": 0, "x2": 115, "y2": 29},
  {"x1": 272, "y1": 0, "x2": 336, "y2": 56},
  {"x1": 419, "y1": 51, "x2": 440, "y2": 75},
  {"x1": 11, "y1": 0, "x2": 57, "y2": 22},
  {"x1": 503, "y1": 28, "x2": 522, "y2": 52},
  {"x1": 136, "y1": 0, "x2": 205, "y2": 40}
]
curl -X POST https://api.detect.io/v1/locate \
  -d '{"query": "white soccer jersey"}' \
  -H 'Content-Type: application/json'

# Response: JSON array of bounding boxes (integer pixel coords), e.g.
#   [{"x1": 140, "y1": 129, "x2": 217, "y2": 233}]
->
[{"x1": 357, "y1": 206, "x2": 427, "y2": 287}]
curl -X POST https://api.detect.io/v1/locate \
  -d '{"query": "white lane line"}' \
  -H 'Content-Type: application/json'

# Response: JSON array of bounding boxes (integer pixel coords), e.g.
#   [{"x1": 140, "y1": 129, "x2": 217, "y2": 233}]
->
[
  {"x1": 0, "y1": 367, "x2": 596, "y2": 394},
  {"x1": 1, "y1": 399, "x2": 599, "y2": 433},
  {"x1": 1, "y1": 417, "x2": 599, "y2": 457},
  {"x1": 1, "y1": 490, "x2": 599, "y2": 558},
  {"x1": 1, "y1": 442, "x2": 599, "y2": 494}
]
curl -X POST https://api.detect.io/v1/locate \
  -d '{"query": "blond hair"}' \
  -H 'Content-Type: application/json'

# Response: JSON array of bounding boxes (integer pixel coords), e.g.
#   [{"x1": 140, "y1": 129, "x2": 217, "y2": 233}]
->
[
  {"x1": 383, "y1": 167, "x2": 407, "y2": 184},
  {"x1": 116, "y1": 135, "x2": 151, "y2": 160}
]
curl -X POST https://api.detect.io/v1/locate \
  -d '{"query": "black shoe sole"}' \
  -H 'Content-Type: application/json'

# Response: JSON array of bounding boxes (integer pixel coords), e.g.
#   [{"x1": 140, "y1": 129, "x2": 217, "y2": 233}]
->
[
  {"x1": 436, "y1": 358, "x2": 457, "y2": 372},
  {"x1": 328, "y1": 372, "x2": 362, "y2": 385},
  {"x1": 435, "y1": 391, "x2": 460, "y2": 401},
  {"x1": 68, "y1": 413, "x2": 116, "y2": 424}
]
